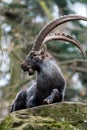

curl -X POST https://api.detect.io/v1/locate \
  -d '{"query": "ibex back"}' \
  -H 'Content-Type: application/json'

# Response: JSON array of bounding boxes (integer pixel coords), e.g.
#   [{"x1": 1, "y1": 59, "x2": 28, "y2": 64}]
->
[{"x1": 10, "y1": 15, "x2": 87, "y2": 112}]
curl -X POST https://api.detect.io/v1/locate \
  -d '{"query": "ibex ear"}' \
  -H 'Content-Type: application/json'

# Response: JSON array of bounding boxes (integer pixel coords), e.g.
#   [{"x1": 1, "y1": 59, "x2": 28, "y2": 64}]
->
[{"x1": 40, "y1": 47, "x2": 46, "y2": 55}]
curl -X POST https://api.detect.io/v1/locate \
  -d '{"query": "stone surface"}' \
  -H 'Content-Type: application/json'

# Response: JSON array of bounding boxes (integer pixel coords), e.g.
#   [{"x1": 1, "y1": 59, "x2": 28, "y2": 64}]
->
[{"x1": 0, "y1": 102, "x2": 87, "y2": 130}]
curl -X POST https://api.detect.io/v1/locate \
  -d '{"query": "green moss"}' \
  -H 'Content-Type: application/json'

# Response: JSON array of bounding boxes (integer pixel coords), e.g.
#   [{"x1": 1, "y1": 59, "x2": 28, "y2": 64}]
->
[
  {"x1": 0, "y1": 102, "x2": 87, "y2": 130},
  {"x1": 0, "y1": 115, "x2": 13, "y2": 130}
]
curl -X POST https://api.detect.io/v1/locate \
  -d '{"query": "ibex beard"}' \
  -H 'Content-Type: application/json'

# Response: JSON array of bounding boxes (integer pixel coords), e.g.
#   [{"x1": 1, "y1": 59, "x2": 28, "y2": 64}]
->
[{"x1": 10, "y1": 15, "x2": 87, "y2": 112}]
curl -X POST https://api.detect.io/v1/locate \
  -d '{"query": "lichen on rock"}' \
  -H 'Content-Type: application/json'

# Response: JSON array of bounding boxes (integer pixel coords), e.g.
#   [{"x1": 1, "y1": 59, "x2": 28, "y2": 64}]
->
[{"x1": 0, "y1": 102, "x2": 87, "y2": 130}]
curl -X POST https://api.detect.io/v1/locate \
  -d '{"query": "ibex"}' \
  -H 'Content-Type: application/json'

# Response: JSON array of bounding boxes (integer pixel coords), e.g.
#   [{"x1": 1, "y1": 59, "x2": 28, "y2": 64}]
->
[{"x1": 10, "y1": 15, "x2": 87, "y2": 112}]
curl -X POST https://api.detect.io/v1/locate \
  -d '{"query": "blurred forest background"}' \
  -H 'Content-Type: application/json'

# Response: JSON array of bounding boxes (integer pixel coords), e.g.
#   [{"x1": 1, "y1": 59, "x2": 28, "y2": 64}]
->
[{"x1": 0, "y1": 0, "x2": 87, "y2": 121}]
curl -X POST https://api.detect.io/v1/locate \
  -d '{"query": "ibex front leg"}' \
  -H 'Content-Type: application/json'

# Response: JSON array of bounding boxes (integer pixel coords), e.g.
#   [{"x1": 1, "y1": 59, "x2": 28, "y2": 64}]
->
[{"x1": 43, "y1": 89, "x2": 59, "y2": 104}]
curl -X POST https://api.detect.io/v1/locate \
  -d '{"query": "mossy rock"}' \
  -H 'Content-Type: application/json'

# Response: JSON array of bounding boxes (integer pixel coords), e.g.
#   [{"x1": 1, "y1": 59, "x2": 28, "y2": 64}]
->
[{"x1": 0, "y1": 102, "x2": 87, "y2": 130}]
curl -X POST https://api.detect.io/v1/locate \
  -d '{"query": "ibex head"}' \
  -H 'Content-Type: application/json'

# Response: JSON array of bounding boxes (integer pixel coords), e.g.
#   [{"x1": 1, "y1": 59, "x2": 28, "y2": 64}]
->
[
  {"x1": 21, "y1": 49, "x2": 46, "y2": 75},
  {"x1": 21, "y1": 15, "x2": 87, "y2": 75}
]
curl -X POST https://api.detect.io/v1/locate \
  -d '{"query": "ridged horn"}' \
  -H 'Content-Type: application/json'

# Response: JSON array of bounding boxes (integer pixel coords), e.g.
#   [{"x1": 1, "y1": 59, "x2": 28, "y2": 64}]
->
[
  {"x1": 32, "y1": 15, "x2": 87, "y2": 51},
  {"x1": 42, "y1": 33, "x2": 85, "y2": 57}
]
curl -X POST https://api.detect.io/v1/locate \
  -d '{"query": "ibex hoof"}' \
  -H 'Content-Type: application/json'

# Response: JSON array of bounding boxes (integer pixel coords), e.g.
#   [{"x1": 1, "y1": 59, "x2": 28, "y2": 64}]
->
[{"x1": 43, "y1": 99, "x2": 50, "y2": 104}]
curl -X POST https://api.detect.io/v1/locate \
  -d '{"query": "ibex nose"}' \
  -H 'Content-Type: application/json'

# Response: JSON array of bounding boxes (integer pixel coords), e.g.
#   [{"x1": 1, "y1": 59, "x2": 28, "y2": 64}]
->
[{"x1": 21, "y1": 61, "x2": 28, "y2": 72}]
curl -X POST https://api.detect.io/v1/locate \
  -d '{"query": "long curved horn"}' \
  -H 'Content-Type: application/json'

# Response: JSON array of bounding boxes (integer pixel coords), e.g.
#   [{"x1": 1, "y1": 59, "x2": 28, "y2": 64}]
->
[
  {"x1": 42, "y1": 33, "x2": 85, "y2": 57},
  {"x1": 32, "y1": 15, "x2": 87, "y2": 51}
]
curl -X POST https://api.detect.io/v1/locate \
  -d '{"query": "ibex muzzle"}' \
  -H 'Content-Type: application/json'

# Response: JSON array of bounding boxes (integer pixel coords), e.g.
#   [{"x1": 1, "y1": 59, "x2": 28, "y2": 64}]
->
[{"x1": 21, "y1": 61, "x2": 35, "y2": 75}]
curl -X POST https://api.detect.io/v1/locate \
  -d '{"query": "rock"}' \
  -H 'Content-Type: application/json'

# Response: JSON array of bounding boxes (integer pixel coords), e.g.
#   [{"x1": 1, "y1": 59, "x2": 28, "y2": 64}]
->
[{"x1": 0, "y1": 102, "x2": 87, "y2": 130}]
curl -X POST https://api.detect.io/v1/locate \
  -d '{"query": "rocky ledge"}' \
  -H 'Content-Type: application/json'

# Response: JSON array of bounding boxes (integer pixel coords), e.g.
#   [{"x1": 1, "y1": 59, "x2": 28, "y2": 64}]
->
[{"x1": 0, "y1": 102, "x2": 87, "y2": 130}]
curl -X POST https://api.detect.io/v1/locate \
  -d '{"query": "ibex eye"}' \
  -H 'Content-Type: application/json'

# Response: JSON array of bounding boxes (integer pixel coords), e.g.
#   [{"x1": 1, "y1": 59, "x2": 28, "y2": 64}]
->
[
  {"x1": 31, "y1": 54, "x2": 36, "y2": 58},
  {"x1": 29, "y1": 53, "x2": 34, "y2": 58}
]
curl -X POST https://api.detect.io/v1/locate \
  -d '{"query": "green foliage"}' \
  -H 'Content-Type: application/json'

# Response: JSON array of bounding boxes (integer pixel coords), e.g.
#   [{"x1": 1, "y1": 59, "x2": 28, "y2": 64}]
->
[{"x1": 0, "y1": 116, "x2": 13, "y2": 130}]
